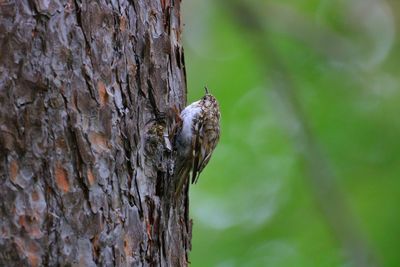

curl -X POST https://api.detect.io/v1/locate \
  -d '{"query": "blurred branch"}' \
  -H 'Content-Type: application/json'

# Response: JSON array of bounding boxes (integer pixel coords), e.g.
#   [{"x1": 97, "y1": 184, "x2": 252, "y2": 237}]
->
[{"x1": 219, "y1": 1, "x2": 380, "y2": 267}]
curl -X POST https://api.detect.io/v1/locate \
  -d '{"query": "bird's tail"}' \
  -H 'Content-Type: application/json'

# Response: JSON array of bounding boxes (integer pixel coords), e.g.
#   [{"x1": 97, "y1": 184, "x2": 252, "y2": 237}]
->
[{"x1": 174, "y1": 164, "x2": 190, "y2": 198}]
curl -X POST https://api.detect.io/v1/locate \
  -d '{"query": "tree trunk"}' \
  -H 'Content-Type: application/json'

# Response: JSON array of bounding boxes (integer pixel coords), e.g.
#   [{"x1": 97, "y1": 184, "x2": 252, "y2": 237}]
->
[{"x1": 0, "y1": 0, "x2": 190, "y2": 266}]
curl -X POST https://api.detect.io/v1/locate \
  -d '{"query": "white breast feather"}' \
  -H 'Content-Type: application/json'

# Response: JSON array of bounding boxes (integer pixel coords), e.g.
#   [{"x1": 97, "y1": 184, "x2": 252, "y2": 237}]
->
[{"x1": 179, "y1": 101, "x2": 201, "y2": 144}]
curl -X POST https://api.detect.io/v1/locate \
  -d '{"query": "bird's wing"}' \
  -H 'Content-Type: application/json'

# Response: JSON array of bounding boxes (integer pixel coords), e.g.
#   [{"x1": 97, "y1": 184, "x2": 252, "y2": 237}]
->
[
  {"x1": 194, "y1": 152, "x2": 212, "y2": 183},
  {"x1": 193, "y1": 122, "x2": 220, "y2": 184},
  {"x1": 191, "y1": 118, "x2": 203, "y2": 184}
]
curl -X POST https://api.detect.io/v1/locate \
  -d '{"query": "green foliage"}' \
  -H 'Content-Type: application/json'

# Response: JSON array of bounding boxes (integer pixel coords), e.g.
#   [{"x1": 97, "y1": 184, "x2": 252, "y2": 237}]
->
[{"x1": 183, "y1": 1, "x2": 400, "y2": 266}]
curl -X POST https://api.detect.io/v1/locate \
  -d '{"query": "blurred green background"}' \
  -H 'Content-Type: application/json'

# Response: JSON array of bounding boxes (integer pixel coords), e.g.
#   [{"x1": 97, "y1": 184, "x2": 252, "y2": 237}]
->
[{"x1": 182, "y1": 1, "x2": 400, "y2": 267}]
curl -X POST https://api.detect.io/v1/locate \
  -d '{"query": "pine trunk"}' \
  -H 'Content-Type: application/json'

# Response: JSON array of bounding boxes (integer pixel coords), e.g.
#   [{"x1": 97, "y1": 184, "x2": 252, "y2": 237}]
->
[{"x1": 0, "y1": 0, "x2": 190, "y2": 266}]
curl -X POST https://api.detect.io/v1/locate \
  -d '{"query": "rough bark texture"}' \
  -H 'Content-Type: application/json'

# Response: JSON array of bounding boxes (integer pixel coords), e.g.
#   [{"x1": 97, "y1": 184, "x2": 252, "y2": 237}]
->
[{"x1": 0, "y1": 0, "x2": 190, "y2": 266}]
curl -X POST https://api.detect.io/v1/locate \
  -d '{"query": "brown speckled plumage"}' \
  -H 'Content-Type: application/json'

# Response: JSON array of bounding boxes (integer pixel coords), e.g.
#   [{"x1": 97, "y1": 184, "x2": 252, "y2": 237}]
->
[{"x1": 174, "y1": 87, "x2": 221, "y2": 196}]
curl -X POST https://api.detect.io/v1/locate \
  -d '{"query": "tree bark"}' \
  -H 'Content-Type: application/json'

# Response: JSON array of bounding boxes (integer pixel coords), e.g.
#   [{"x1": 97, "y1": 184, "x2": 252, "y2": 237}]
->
[{"x1": 0, "y1": 0, "x2": 190, "y2": 266}]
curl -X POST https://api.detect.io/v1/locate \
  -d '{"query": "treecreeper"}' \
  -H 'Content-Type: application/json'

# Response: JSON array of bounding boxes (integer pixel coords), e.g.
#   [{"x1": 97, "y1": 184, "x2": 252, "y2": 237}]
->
[{"x1": 174, "y1": 87, "x2": 221, "y2": 197}]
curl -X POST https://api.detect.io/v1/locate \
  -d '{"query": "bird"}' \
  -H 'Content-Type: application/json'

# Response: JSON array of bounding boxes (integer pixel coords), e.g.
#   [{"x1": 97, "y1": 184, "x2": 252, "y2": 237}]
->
[{"x1": 174, "y1": 87, "x2": 221, "y2": 197}]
